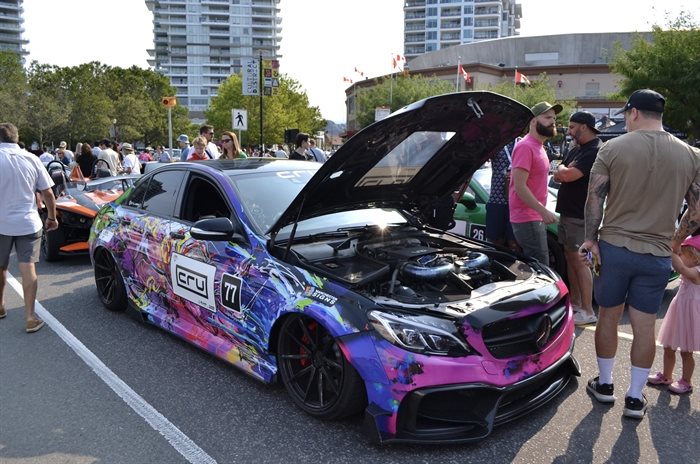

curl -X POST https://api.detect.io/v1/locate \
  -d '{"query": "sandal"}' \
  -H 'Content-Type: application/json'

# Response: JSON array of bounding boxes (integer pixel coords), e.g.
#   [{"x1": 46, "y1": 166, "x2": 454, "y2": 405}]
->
[
  {"x1": 668, "y1": 379, "x2": 693, "y2": 394},
  {"x1": 647, "y1": 372, "x2": 672, "y2": 386}
]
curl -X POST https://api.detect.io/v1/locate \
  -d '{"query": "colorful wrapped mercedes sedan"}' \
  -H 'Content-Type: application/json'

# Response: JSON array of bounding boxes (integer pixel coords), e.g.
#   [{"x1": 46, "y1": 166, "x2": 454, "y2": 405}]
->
[{"x1": 89, "y1": 92, "x2": 579, "y2": 444}]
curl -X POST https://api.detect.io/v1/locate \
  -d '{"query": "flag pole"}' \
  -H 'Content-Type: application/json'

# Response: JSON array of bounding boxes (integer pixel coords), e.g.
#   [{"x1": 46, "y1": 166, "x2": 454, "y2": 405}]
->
[{"x1": 455, "y1": 56, "x2": 461, "y2": 92}]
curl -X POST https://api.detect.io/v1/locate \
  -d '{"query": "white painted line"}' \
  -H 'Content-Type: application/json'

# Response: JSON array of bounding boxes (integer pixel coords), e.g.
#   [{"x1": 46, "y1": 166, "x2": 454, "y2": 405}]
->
[{"x1": 7, "y1": 273, "x2": 217, "y2": 464}]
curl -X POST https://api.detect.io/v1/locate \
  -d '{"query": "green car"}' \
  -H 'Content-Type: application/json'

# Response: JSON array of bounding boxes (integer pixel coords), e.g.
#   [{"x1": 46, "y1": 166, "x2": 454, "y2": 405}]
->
[{"x1": 452, "y1": 166, "x2": 567, "y2": 279}]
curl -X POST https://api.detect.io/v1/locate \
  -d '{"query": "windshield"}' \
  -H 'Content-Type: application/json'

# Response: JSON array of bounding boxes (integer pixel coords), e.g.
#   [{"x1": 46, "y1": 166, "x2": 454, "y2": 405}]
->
[{"x1": 229, "y1": 168, "x2": 317, "y2": 234}]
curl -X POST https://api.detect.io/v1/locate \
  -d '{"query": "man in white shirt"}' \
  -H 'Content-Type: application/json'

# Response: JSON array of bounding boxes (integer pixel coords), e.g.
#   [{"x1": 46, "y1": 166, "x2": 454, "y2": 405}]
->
[
  {"x1": 199, "y1": 124, "x2": 220, "y2": 159},
  {"x1": 0, "y1": 123, "x2": 58, "y2": 333},
  {"x1": 39, "y1": 144, "x2": 54, "y2": 166},
  {"x1": 98, "y1": 139, "x2": 121, "y2": 176},
  {"x1": 120, "y1": 143, "x2": 141, "y2": 175},
  {"x1": 57, "y1": 141, "x2": 74, "y2": 164}
]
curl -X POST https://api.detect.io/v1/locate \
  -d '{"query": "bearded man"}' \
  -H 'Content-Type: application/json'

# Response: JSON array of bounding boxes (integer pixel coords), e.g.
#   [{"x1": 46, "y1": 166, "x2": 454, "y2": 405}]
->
[{"x1": 508, "y1": 101, "x2": 562, "y2": 264}]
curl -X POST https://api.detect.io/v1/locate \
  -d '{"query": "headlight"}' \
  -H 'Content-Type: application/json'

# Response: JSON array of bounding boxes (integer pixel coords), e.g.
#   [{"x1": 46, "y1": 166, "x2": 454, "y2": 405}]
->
[{"x1": 368, "y1": 310, "x2": 475, "y2": 356}]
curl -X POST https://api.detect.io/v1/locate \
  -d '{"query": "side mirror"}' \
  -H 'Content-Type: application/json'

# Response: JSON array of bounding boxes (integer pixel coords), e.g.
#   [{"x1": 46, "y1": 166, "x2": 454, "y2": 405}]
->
[
  {"x1": 459, "y1": 192, "x2": 477, "y2": 210},
  {"x1": 190, "y1": 217, "x2": 246, "y2": 242}
]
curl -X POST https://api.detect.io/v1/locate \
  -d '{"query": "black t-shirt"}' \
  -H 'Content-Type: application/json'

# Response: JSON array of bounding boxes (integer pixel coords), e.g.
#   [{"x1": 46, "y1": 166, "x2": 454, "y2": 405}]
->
[{"x1": 555, "y1": 137, "x2": 602, "y2": 219}]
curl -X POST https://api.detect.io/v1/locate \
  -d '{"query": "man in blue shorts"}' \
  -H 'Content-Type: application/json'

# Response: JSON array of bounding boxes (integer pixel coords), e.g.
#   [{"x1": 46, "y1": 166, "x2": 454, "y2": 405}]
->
[{"x1": 580, "y1": 89, "x2": 700, "y2": 419}]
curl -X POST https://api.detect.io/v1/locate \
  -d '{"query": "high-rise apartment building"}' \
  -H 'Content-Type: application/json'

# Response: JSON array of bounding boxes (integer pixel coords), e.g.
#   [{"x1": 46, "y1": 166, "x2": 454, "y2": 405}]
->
[
  {"x1": 145, "y1": 0, "x2": 282, "y2": 120},
  {"x1": 404, "y1": 0, "x2": 521, "y2": 60},
  {"x1": 0, "y1": 0, "x2": 28, "y2": 57}
]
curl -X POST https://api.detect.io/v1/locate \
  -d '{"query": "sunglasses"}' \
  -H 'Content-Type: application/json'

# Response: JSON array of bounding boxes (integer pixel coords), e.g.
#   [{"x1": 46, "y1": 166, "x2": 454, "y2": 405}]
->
[{"x1": 221, "y1": 138, "x2": 232, "y2": 143}]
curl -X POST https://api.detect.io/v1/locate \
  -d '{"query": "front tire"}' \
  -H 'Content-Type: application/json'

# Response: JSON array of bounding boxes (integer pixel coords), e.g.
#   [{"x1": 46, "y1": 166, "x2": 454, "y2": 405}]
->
[
  {"x1": 277, "y1": 314, "x2": 366, "y2": 420},
  {"x1": 93, "y1": 247, "x2": 127, "y2": 312},
  {"x1": 42, "y1": 226, "x2": 64, "y2": 262},
  {"x1": 547, "y1": 233, "x2": 567, "y2": 281}
]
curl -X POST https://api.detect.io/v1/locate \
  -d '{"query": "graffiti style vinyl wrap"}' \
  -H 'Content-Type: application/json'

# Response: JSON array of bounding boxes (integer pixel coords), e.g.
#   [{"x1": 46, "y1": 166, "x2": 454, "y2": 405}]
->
[{"x1": 89, "y1": 92, "x2": 579, "y2": 444}]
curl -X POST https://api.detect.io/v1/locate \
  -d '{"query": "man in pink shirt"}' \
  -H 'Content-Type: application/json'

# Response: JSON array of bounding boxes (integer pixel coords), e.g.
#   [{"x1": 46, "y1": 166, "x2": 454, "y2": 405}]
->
[{"x1": 509, "y1": 101, "x2": 561, "y2": 264}]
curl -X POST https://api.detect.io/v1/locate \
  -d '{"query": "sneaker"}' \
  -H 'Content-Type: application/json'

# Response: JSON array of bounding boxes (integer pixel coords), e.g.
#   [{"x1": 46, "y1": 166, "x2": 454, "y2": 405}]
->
[
  {"x1": 0, "y1": 306, "x2": 5, "y2": 319},
  {"x1": 623, "y1": 394, "x2": 648, "y2": 419},
  {"x1": 26, "y1": 318, "x2": 45, "y2": 333},
  {"x1": 587, "y1": 376, "x2": 615, "y2": 403},
  {"x1": 646, "y1": 371, "x2": 672, "y2": 386},
  {"x1": 574, "y1": 311, "x2": 597, "y2": 326},
  {"x1": 668, "y1": 379, "x2": 693, "y2": 395}
]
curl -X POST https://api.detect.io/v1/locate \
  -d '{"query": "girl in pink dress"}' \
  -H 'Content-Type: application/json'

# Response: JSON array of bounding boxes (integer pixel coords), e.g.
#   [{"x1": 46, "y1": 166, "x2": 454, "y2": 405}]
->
[{"x1": 647, "y1": 235, "x2": 700, "y2": 394}]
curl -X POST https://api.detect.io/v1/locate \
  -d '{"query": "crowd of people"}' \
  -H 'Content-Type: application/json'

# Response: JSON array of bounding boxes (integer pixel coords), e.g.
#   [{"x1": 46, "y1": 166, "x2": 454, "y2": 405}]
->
[
  {"x1": 485, "y1": 89, "x2": 700, "y2": 420},
  {"x1": 29, "y1": 124, "x2": 330, "y2": 180}
]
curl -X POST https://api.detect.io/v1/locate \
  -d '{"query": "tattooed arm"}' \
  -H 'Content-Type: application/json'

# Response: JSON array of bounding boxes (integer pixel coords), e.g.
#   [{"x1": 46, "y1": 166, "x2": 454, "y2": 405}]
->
[
  {"x1": 672, "y1": 181, "x2": 700, "y2": 254},
  {"x1": 579, "y1": 172, "x2": 610, "y2": 265},
  {"x1": 584, "y1": 172, "x2": 610, "y2": 242}
]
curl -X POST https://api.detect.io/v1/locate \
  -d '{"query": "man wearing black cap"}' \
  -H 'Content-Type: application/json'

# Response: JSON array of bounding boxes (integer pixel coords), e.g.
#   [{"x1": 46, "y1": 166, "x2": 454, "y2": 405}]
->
[
  {"x1": 509, "y1": 101, "x2": 561, "y2": 265},
  {"x1": 581, "y1": 89, "x2": 700, "y2": 420},
  {"x1": 553, "y1": 111, "x2": 602, "y2": 326}
]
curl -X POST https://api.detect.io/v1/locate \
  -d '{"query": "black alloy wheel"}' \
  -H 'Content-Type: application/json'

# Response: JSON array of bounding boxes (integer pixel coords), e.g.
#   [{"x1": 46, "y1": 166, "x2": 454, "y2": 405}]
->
[
  {"x1": 277, "y1": 314, "x2": 366, "y2": 420},
  {"x1": 93, "y1": 247, "x2": 127, "y2": 312}
]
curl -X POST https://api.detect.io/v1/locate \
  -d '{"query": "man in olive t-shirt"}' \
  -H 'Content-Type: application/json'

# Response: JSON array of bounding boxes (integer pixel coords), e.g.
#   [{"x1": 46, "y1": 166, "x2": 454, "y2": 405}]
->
[{"x1": 581, "y1": 89, "x2": 700, "y2": 420}]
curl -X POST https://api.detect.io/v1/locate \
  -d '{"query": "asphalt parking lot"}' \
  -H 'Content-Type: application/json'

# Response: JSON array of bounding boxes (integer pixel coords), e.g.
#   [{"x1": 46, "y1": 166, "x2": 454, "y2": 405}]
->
[{"x1": 1, "y1": 255, "x2": 698, "y2": 464}]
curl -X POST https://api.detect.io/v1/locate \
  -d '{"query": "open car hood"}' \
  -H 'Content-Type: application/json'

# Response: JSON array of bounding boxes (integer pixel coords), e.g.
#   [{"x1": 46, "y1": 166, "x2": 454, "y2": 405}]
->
[{"x1": 268, "y1": 91, "x2": 532, "y2": 236}]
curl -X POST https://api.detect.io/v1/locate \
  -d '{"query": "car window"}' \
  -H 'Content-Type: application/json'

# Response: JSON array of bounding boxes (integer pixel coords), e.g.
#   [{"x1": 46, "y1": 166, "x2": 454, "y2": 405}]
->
[
  {"x1": 124, "y1": 179, "x2": 149, "y2": 209},
  {"x1": 141, "y1": 170, "x2": 186, "y2": 217},
  {"x1": 179, "y1": 175, "x2": 232, "y2": 223}
]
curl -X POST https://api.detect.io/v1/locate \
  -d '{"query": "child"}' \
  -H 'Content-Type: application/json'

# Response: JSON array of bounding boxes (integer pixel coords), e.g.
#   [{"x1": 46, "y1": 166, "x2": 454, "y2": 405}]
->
[
  {"x1": 186, "y1": 136, "x2": 209, "y2": 161},
  {"x1": 647, "y1": 234, "x2": 700, "y2": 394}
]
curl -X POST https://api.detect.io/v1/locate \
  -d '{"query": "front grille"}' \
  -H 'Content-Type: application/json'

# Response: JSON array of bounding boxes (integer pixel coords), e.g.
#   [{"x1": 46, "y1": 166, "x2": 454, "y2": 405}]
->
[{"x1": 481, "y1": 298, "x2": 567, "y2": 358}]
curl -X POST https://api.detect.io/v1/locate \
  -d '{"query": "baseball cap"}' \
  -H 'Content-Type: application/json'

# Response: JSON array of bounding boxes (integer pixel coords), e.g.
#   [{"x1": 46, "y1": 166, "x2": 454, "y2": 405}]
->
[
  {"x1": 569, "y1": 111, "x2": 600, "y2": 134},
  {"x1": 530, "y1": 101, "x2": 563, "y2": 117},
  {"x1": 59, "y1": 141, "x2": 67, "y2": 148},
  {"x1": 614, "y1": 89, "x2": 665, "y2": 115},
  {"x1": 177, "y1": 134, "x2": 189, "y2": 143}
]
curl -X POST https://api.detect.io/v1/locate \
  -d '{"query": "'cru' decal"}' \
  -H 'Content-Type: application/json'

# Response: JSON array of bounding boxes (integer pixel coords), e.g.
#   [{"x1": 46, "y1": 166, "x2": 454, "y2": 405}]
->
[
  {"x1": 171, "y1": 253, "x2": 217, "y2": 312},
  {"x1": 220, "y1": 273, "x2": 243, "y2": 318}
]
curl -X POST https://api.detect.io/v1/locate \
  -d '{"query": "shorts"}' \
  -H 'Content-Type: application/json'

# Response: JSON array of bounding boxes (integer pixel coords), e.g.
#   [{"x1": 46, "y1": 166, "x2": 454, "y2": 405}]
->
[
  {"x1": 0, "y1": 231, "x2": 42, "y2": 267},
  {"x1": 485, "y1": 203, "x2": 515, "y2": 242},
  {"x1": 593, "y1": 240, "x2": 671, "y2": 314},
  {"x1": 558, "y1": 216, "x2": 585, "y2": 252},
  {"x1": 511, "y1": 221, "x2": 548, "y2": 265}
]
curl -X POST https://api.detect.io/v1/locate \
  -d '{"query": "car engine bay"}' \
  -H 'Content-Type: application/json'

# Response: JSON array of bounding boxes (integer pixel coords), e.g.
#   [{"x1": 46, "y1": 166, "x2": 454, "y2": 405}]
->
[{"x1": 287, "y1": 227, "x2": 540, "y2": 309}]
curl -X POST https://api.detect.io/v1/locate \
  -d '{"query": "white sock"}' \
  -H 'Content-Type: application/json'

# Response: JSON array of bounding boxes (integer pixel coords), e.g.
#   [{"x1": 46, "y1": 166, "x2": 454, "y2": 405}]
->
[
  {"x1": 627, "y1": 365, "x2": 650, "y2": 400},
  {"x1": 597, "y1": 357, "x2": 615, "y2": 385}
]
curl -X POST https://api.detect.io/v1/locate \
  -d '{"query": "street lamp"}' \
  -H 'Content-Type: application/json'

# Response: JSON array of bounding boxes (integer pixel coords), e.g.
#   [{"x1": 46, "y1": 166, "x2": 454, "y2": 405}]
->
[{"x1": 110, "y1": 119, "x2": 119, "y2": 142}]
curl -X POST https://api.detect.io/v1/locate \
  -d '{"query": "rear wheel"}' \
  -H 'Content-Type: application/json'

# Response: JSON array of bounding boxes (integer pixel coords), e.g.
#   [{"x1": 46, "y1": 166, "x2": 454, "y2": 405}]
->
[
  {"x1": 93, "y1": 247, "x2": 127, "y2": 311},
  {"x1": 277, "y1": 314, "x2": 366, "y2": 420}
]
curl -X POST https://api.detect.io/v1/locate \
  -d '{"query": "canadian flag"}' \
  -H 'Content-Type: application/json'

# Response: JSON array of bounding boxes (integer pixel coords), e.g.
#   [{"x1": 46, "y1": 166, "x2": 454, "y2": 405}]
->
[
  {"x1": 354, "y1": 67, "x2": 364, "y2": 77},
  {"x1": 392, "y1": 53, "x2": 406, "y2": 70},
  {"x1": 515, "y1": 70, "x2": 531, "y2": 85},
  {"x1": 459, "y1": 64, "x2": 472, "y2": 85},
  {"x1": 343, "y1": 76, "x2": 353, "y2": 83}
]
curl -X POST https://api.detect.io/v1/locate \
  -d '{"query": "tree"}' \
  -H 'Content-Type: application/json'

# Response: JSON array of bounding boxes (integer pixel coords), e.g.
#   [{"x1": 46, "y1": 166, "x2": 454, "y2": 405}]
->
[
  {"x1": 611, "y1": 12, "x2": 700, "y2": 138},
  {"x1": 0, "y1": 51, "x2": 28, "y2": 129},
  {"x1": 354, "y1": 74, "x2": 454, "y2": 129},
  {"x1": 206, "y1": 74, "x2": 324, "y2": 147},
  {"x1": 24, "y1": 62, "x2": 69, "y2": 147}
]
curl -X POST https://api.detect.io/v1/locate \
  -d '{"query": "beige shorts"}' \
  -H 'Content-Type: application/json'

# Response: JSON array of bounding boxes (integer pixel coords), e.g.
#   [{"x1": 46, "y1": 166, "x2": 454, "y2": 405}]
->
[
  {"x1": 558, "y1": 216, "x2": 585, "y2": 252},
  {"x1": 0, "y1": 231, "x2": 42, "y2": 267}
]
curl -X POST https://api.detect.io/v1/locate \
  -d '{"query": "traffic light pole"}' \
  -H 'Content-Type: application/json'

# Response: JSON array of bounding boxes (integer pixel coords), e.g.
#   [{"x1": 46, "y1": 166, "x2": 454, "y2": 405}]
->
[
  {"x1": 168, "y1": 106, "x2": 173, "y2": 158},
  {"x1": 259, "y1": 53, "x2": 263, "y2": 149}
]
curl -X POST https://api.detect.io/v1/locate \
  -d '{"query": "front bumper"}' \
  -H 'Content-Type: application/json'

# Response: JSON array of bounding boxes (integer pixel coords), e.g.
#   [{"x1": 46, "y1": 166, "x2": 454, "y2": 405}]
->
[{"x1": 364, "y1": 349, "x2": 580, "y2": 444}]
